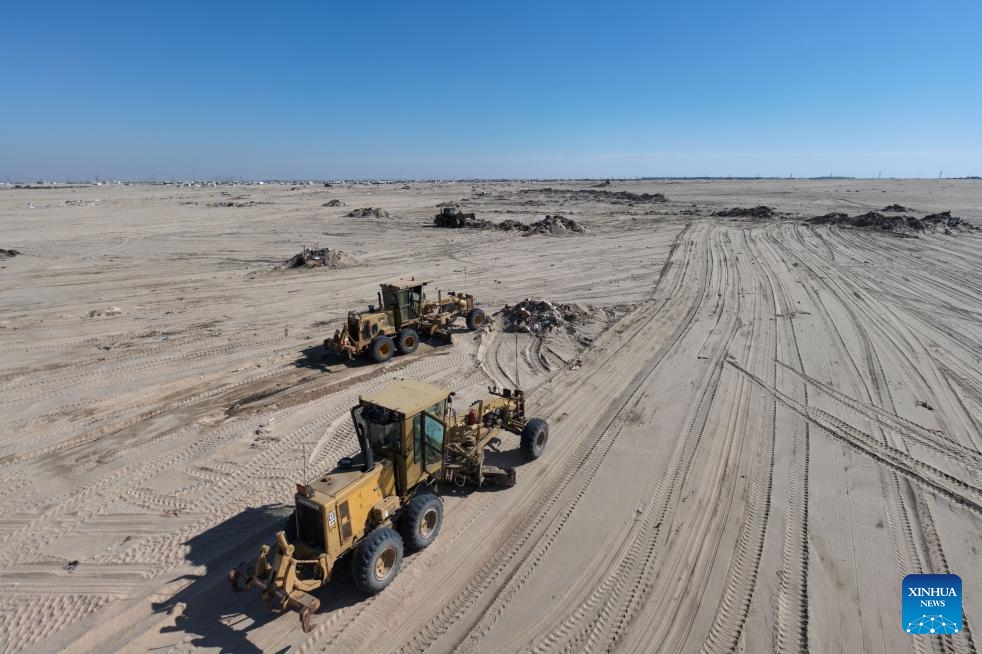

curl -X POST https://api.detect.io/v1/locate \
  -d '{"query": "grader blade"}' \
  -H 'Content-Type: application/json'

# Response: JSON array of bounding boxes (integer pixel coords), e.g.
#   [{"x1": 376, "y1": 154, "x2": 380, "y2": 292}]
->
[
  {"x1": 483, "y1": 465, "x2": 517, "y2": 487},
  {"x1": 430, "y1": 326, "x2": 454, "y2": 345}
]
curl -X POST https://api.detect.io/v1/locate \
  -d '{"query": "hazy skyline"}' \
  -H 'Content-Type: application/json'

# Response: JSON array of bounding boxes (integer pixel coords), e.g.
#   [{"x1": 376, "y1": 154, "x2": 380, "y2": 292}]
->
[{"x1": 3, "y1": 0, "x2": 980, "y2": 180}]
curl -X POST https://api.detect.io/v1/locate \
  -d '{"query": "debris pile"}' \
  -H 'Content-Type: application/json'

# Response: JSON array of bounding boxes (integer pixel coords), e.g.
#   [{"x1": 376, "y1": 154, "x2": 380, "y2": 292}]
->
[
  {"x1": 0, "y1": 248, "x2": 20, "y2": 260},
  {"x1": 526, "y1": 214, "x2": 586, "y2": 235},
  {"x1": 491, "y1": 214, "x2": 586, "y2": 235},
  {"x1": 810, "y1": 212, "x2": 849, "y2": 222},
  {"x1": 808, "y1": 210, "x2": 973, "y2": 235},
  {"x1": 207, "y1": 200, "x2": 272, "y2": 208},
  {"x1": 882, "y1": 204, "x2": 911, "y2": 212},
  {"x1": 279, "y1": 247, "x2": 357, "y2": 269},
  {"x1": 520, "y1": 188, "x2": 668, "y2": 204},
  {"x1": 501, "y1": 299, "x2": 578, "y2": 334},
  {"x1": 86, "y1": 306, "x2": 123, "y2": 318},
  {"x1": 922, "y1": 211, "x2": 966, "y2": 228},
  {"x1": 716, "y1": 206, "x2": 776, "y2": 218},
  {"x1": 322, "y1": 199, "x2": 345, "y2": 207},
  {"x1": 436, "y1": 201, "x2": 461, "y2": 208},
  {"x1": 346, "y1": 207, "x2": 389, "y2": 219}
]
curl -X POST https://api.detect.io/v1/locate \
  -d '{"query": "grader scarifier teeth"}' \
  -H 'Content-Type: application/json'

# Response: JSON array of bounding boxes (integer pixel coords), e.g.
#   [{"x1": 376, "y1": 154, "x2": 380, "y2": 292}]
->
[
  {"x1": 228, "y1": 560, "x2": 321, "y2": 632},
  {"x1": 228, "y1": 568, "x2": 245, "y2": 592}
]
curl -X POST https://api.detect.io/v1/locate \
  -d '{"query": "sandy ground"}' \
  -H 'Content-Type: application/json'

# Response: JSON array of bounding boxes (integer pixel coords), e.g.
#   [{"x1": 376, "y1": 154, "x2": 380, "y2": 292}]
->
[{"x1": 1, "y1": 179, "x2": 980, "y2": 654}]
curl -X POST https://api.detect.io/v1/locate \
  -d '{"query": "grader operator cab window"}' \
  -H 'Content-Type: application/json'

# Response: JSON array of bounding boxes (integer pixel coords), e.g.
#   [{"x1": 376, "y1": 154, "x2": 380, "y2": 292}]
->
[
  {"x1": 392, "y1": 287, "x2": 423, "y2": 323},
  {"x1": 412, "y1": 400, "x2": 446, "y2": 473},
  {"x1": 422, "y1": 415, "x2": 444, "y2": 472},
  {"x1": 380, "y1": 286, "x2": 398, "y2": 310},
  {"x1": 353, "y1": 404, "x2": 402, "y2": 454}
]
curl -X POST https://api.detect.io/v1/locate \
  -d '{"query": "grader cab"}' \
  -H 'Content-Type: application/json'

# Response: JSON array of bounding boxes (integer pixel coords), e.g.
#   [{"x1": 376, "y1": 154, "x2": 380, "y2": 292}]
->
[
  {"x1": 229, "y1": 379, "x2": 549, "y2": 631},
  {"x1": 324, "y1": 278, "x2": 487, "y2": 363}
]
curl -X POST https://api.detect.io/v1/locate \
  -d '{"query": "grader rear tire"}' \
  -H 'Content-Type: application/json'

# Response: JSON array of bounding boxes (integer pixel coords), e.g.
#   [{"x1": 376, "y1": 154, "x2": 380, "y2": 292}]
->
[
  {"x1": 521, "y1": 418, "x2": 549, "y2": 460},
  {"x1": 466, "y1": 307, "x2": 486, "y2": 331},
  {"x1": 400, "y1": 493, "x2": 443, "y2": 551},
  {"x1": 351, "y1": 528, "x2": 404, "y2": 595},
  {"x1": 396, "y1": 328, "x2": 419, "y2": 355}
]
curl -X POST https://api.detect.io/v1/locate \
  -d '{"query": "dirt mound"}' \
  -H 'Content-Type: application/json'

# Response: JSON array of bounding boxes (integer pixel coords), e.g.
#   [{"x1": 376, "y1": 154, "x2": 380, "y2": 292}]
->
[
  {"x1": 85, "y1": 306, "x2": 123, "y2": 318},
  {"x1": 346, "y1": 207, "x2": 389, "y2": 219},
  {"x1": 322, "y1": 199, "x2": 345, "y2": 207},
  {"x1": 526, "y1": 214, "x2": 586, "y2": 235},
  {"x1": 716, "y1": 206, "x2": 776, "y2": 218},
  {"x1": 922, "y1": 211, "x2": 972, "y2": 231},
  {"x1": 500, "y1": 299, "x2": 581, "y2": 334},
  {"x1": 521, "y1": 188, "x2": 668, "y2": 204},
  {"x1": 882, "y1": 204, "x2": 911, "y2": 212},
  {"x1": 467, "y1": 215, "x2": 586, "y2": 235},
  {"x1": 207, "y1": 200, "x2": 272, "y2": 208},
  {"x1": 810, "y1": 211, "x2": 905, "y2": 230},
  {"x1": 279, "y1": 247, "x2": 357, "y2": 269},
  {"x1": 810, "y1": 212, "x2": 849, "y2": 223},
  {"x1": 436, "y1": 201, "x2": 461, "y2": 208},
  {"x1": 0, "y1": 248, "x2": 21, "y2": 260},
  {"x1": 808, "y1": 210, "x2": 973, "y2": 235}
]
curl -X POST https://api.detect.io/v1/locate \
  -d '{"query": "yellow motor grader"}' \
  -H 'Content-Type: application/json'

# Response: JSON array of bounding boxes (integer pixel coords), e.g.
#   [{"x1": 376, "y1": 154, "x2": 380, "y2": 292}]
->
[
  {"x1": 228, "y1": 378, "x2": 548, "y2": 631},
  {"x1": 324, "y1": 277, "x2": 486, "y2": 363}
]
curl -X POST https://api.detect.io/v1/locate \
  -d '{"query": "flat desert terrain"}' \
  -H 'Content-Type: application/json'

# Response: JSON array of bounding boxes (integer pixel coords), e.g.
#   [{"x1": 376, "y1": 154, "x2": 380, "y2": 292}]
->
[{"x1": 1, "y1": 179, "x2": 980, "y2": 654}]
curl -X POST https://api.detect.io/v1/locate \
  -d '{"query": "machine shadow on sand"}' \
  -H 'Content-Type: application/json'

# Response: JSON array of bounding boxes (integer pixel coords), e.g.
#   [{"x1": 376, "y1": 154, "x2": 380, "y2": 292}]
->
[
  {"x1": 292, "y1": 328, "x2": 475, "y2": 371},
  {"x1": 151, "y1": 448, "x2": 534, "y2": 649},
  {"x1": 150, "y1": 505, "x2": 375, "y2": 651}
]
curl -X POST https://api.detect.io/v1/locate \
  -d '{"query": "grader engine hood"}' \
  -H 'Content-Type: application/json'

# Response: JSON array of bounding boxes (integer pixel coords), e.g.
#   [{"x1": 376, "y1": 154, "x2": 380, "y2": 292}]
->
[
  {"x1": 351, "y1": 310, "x2": 392, "y2": 340},
  {"x1": 299, "y1": 458, "x2": 395, "y2": 557},
  {"x1": 229, "y1": 458, "x2": 396, "y2": 632}
]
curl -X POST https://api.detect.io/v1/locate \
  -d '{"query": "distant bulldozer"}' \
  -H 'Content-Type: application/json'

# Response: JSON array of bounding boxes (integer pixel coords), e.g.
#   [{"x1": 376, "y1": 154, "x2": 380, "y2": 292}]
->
[
  {"x1": 434, "y1": 207, "x2": 477, "y2": 228},
  {"x1": 324, "y1": 277, "x2": 487, "y2": 363}
]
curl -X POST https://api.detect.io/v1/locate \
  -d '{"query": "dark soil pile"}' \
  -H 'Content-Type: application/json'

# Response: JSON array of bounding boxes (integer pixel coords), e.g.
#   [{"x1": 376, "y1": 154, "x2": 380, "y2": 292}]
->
[
  {"x1": 716, "y1": 206, "x2": 776, "y2": 218},
  {"x1": 922, "y1": 211, "x2": 970, "y2": 230},
  {"x1": 0, "y1": 248, "x2": 21, "y2": 260},
  {"x1": 322, "y1": 199, "x2": 345, "y2": 207},
  {"x1": 346, "y1": 207, "x2": 390, "y2": 218},
  {"x1": 808, "y1": 210, "x2": 973, "y2": 235},
  {"x1": 207, "y1": 200, "x2": 272, "y2": 208},
  {"x1": 882, "y1": 204, "x2": 911, "y2": 212},
  {"x1": 519, "y1": 188, "x2": 668, "y2": 204},
  {"x1": 491, "y1": 215, "x2": 586, "y2": 235},
  {"x1": 279, "y1": 247, "x2": 357, "y2": 269},
  {"x1": 527, "y1": 214, "x2": 586, "y2": 234}
]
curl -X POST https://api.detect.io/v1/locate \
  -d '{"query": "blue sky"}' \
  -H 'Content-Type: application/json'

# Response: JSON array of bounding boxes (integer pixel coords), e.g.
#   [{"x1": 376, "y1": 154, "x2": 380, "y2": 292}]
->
[{"x1": 2, "y1": 0, "x2": 980, "y2": 180}]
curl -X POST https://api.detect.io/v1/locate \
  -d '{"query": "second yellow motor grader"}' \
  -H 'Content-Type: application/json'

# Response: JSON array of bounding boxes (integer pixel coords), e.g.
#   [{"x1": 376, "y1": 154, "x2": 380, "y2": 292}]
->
[
  {"x1": 229, "y1": 378, "x2": 549, "y2": 631},
  {"x1": 324, "y1": 277, "x2": 486, "y2": 363}
]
